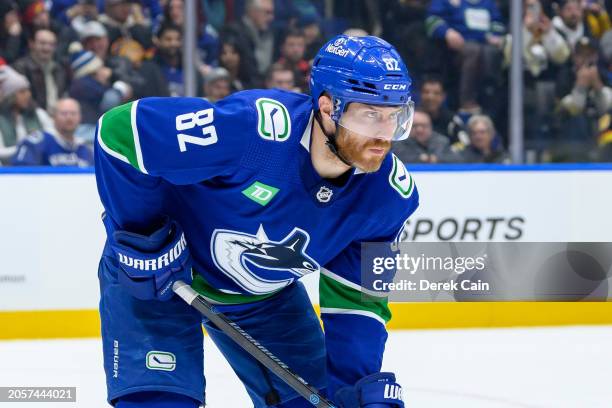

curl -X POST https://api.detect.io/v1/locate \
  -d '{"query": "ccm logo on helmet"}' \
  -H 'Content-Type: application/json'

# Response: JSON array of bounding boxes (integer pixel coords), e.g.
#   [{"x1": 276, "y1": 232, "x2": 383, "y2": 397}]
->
[{"x1": 383, "y1": 84, "x2": 407, "y2": 90}]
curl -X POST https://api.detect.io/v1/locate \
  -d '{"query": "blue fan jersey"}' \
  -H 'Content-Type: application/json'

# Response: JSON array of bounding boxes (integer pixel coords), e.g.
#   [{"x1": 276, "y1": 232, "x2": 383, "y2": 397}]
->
[
  {"x1": 94, "y1": 89, "x2": 419, "y2": 398},
  {"x1": 12, "y1": 130, "x2": 93, "y2": 167},
  {"x1": 426, "y1": 0, "x2": 505, "y2": 43}
]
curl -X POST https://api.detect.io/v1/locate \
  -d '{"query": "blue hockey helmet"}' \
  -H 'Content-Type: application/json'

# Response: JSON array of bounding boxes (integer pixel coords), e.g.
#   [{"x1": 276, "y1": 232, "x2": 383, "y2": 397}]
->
[{"x1": 310, "y1": 35, "x2": 414, "y2": 141}]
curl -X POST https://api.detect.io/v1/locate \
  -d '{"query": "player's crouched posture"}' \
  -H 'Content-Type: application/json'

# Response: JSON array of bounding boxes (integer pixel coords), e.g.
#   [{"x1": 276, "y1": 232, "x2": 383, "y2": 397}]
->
[{"x1": 95, "y1": 35, "x2": 419, "y2": 408}]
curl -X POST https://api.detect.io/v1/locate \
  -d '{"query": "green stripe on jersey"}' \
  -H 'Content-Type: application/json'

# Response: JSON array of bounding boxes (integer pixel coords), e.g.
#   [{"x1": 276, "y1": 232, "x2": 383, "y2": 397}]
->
[
  {"x1": 99, "y1": 102, "x2": 141, "y2": 171},
  {"x1": 319, "y1": 273, "x2": 392, "y2": 323},
  {"x1": 191, "y1": 274, "x2": 280, "y2": 305}
]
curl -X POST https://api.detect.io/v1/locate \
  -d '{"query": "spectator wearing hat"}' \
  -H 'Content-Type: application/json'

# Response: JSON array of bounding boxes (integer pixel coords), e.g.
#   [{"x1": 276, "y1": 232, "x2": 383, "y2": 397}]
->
[
  {"x1": 68, "y1": 43, "x2": 132, "y2": 140},
  {"x1": 0, "y1": 65, "x2": 53, "y2": 163},
  {"x1": 12, "y1": 97, "x2": 93, "y2": 166},
  {"x1": 0, "y1": 1, "x2": 24, "y2": 63},
  {"x1": 393, "y1": 109, "x2": 459, "y2": 164},
  {"x1": 99, "y1": 0, "x2": 153, "y2": 50},
  {"x1": 13, "y1": 28, "x2": 69, "y2": 111},
  {"x1": 456, "y1": 114, "x2": 510, "y2": 163},
  {"x1": 275, "y1": 28, "x2": 310, "y2": 92},
  {"x1": 218, "y1": 36, "x2": 258, "y2": 91},
  {"x1": 203, "y1": 67, "x2": 231, "y2": 102}
]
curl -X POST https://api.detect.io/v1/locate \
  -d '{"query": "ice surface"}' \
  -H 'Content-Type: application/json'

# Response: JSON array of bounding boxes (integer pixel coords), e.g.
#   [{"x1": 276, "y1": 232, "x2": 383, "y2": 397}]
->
[{"x1": 0, "y1": 326, "x2": 611, "y2": 407}]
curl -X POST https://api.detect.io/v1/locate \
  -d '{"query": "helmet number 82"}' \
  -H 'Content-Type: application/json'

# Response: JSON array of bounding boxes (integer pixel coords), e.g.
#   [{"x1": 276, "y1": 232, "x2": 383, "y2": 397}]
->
[{"x1": 176, "y1": 108, "x2": 218, "y2": 152}]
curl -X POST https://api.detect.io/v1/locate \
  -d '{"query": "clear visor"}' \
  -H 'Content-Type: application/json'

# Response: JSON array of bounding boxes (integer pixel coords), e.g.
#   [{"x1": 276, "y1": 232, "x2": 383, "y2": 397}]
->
[{"x1": 337, "y1": 100, "x2": 415, "y2": 141}]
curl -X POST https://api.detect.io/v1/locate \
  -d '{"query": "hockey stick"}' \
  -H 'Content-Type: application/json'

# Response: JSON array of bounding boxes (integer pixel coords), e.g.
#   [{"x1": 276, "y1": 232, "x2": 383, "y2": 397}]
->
[{"x1": 172, "y1": 280, "x2": 336, "y2": 408}]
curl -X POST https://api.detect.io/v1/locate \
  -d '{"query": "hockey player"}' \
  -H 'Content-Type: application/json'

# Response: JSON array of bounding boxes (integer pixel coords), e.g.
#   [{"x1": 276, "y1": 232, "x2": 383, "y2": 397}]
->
[{"x1": 95, "y1": 35, "x2": 419, "y2": 408}]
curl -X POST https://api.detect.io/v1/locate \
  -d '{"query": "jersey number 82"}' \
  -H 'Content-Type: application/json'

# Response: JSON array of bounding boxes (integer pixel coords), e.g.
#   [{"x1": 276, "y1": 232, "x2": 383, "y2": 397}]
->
[{"x1": 175, "y1": 108, "x2": 218, "y2": 152}]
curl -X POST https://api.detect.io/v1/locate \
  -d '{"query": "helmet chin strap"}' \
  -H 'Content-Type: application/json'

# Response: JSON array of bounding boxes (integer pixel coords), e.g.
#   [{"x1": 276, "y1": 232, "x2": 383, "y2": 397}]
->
[{"x1": 314, "y1": 110, "x2": 354, "y2": 168}]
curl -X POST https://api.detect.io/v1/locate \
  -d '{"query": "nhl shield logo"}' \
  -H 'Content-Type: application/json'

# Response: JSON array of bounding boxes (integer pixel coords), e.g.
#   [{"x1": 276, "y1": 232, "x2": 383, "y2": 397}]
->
[{"x1": 316, "y1": 186, "x2": 333, "y2": 203}]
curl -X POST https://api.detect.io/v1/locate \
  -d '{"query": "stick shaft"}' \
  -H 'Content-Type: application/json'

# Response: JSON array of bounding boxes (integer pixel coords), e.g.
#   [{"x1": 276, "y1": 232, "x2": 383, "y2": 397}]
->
[{"x1": 173, "y1": 281, "x2": 335, "y2": 408}]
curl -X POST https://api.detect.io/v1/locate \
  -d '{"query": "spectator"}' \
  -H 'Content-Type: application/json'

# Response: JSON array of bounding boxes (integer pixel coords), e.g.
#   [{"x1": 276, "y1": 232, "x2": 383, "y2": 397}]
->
[
  {"x1": 99, "y1": 0, "x2": 153, "y2": 50},
  {"x1": 79, "y1": 19, "x2": 109, "y2": 59},
  {"x1": 13, "y1": 28, "x2": 69, "y2": 111},
  {"x1": 152, "y1": 22, "x2": 202, "y2": 96},
  {"x1": 457, "y1": 114, "x2": 510, "y2": 163},
  {"x1": 518, "y1": 0, "x2": 571, "y2": 146},
  {"x1": 12, "y1": 98, "x2": 93, "y2": 166},
  {"x1": 218, "y1": 36, "x2": 258, "y2": 91},
  {"x1": 595, "y1": 111, "x2": 612, "y2": 162},
  {"x1": 163, "y1": 0, "x2": 219, "y2": 66},
  {"x1": 201, "y1": 0, "x2": 235, "y2": 33},
  {"x1": 0, "y1": 65, "x2": 53, "y2": 163},
  {"x1": 583, "y1": 0, "x2": 611, "y2": 39},
  {"x1": 276, "y1": 28, "x2": 309, "y2": 91},
  {"x1": 0, "y1": 1, "x2": 24, "y2": 63},
  {"x1": 418, "y1": 76, "x2": 454, "y2": 139},
  {"x1": 382, "y1": 0, "x2": 430, "y2": 80},
  {"x1": 203, "y1": 67, "x2": 231, "y2": 102},
  {"x1": 222, "y1": 0, "x2": 276, "y2": 79},
  {"x1": 552, "y1": 0, "x2": 593, "y2": 50},
  {"x1": 601, "y1": 29, "x2": 612, "y2": 86},
  {"x1": 426, "y1": 0, "x2": 506, "y2": 111},
  {"x1": 265, "y1": 63, "x2": 297, "y2": 91},
  {"x1": 298, "y1": 13, "x2": 325, "y2": 61},
  {"x1": 557, "y1": 36, "x2": 612, "y2": 143},
  {"x1": 112, "y1": 37, "x2": 168, "y2": 98},
  {"x1": 393, "y1": 109, "x2": 458, "y2": 164},
  {"x1": 68, "y1": 44, "x2": 132, "y2": 140}
]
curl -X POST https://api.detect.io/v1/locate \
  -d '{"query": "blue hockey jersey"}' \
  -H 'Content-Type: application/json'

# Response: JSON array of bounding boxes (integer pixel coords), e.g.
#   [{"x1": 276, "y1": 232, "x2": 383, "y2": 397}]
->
[
  {"x1": 94, "y1": 89, "x2": 419, "y2": 397},
  {"x1": 12, "y1": 130, "x2": 93, "y2": 167},
  {"x1": 426, "y1": 0, "x2": 505, "y2": 43}
]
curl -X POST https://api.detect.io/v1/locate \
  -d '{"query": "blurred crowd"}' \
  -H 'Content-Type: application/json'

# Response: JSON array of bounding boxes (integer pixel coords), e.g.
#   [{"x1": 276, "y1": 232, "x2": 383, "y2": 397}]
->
[{"x1": 0, "y1": 0, "x2": 611, "y2": 167}]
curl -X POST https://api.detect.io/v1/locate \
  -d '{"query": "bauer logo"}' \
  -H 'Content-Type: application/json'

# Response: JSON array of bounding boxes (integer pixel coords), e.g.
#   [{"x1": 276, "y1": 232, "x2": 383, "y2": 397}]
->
[
  {"x1": 116, "y1": 233, "x2": 187, "y2": 271},
  {"x1": 146, "y1": 351, "x2": 176, "y2": 371},
  {"x1": 256, "y1": 98, "x2": 291, "y2": 141}
]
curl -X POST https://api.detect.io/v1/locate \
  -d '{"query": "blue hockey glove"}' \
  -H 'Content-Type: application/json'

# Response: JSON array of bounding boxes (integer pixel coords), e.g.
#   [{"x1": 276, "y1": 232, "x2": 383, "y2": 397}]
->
[
  {"x1": 335, "y1": 372, "x2": 404, "y2": 408},
  {"x1": 106, "y1": 216, "x2": 193, "y2": 301}
]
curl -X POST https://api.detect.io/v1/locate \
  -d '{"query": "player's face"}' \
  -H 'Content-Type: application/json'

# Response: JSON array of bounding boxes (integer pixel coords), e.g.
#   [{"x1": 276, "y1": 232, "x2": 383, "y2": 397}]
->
[
  {"x1": 335, "y1": 124, "x2": 391, "y2": 173},
  {"x1": 334, "y1": 104, "x2": 403, "y2": 172}
]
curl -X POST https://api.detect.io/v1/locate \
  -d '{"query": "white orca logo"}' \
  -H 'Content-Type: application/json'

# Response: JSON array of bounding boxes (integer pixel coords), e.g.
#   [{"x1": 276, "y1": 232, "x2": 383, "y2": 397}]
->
[{"x1": 211, "y1": 225, "x2": 320, "y2": 295}]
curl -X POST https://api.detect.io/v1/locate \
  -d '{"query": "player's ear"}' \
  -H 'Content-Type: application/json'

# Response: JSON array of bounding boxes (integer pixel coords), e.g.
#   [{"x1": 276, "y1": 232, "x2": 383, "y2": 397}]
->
[
  {"x1": 318, "y1": 94, "x2": 333, "y2": 118},
  {"x1": 317, "y1": 94, "x2": 336, "y2": 133}
]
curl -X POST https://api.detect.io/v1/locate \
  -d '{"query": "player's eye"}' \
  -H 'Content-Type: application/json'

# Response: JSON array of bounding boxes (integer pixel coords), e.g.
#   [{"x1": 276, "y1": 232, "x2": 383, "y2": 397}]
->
[{"x1": 365, "y1": 111, "x2": 380, "y2": 119}]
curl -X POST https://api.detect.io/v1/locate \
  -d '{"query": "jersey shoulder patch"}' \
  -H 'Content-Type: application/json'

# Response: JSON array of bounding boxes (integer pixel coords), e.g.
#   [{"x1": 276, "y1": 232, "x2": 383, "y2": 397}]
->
[
  {"x1": 255, "y1": 97, "x2": 292, "y2": 142},
  {"x1": 388, "y1": 153, "x2": 415, "y2": 199}
]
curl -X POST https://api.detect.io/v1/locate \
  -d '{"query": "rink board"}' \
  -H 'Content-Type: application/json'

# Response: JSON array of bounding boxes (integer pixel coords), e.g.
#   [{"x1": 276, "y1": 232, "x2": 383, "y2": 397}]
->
[{"x1": 1, "y1": 165, "x2": 612, "y2": 339}]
